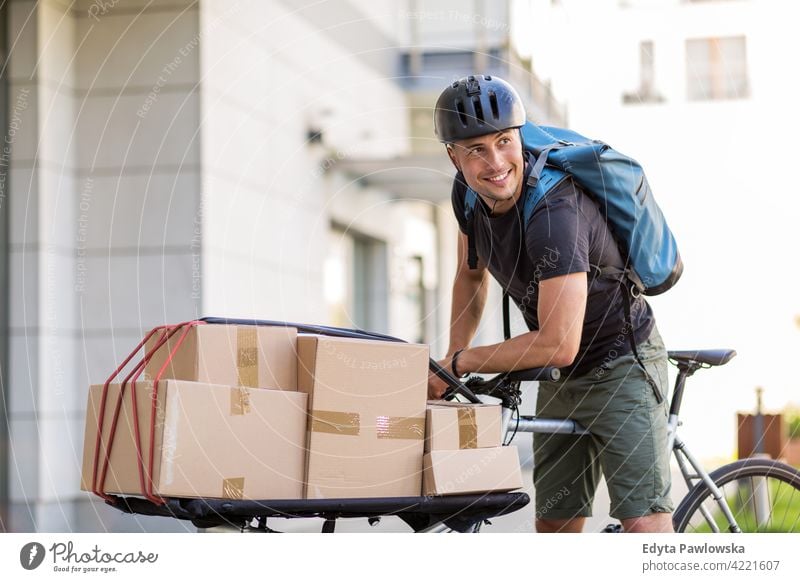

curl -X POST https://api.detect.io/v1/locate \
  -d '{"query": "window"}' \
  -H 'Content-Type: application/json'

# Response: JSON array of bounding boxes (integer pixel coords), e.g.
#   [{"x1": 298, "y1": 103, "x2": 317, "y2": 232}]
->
[
  {"x1": 397, "y1": 255, "x2": 428, "y2": 344},
  {"x1": 324, "y1": 226, "x2": 388, "y2": 332},
  {"x1": 400, "y1": 50, "x2": 478, "y2": 79},
  {"x1": 623, "y1": 40, "x2": 664, "y2": 104},
  {"x1": 686, "y1": 36, "x2": 749, "y2": 101}
]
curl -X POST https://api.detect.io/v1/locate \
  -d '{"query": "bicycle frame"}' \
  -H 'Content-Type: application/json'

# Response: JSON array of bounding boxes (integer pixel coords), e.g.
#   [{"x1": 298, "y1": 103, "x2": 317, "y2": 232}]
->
[{"x1": 451, "y1": 357, "x2": 745, "y2": 533}]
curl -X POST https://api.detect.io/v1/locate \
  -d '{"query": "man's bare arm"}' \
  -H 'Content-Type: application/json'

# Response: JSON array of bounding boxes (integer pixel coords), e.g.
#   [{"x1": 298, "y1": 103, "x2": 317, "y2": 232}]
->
[
  {"x1": 455, "y1": 272, "x2": 587, "y2": 374},
  {"x1": 427, "y1": 231, "x2": 489, "y2": 398},
  {"x1": 446, "y1": 230, "x2": 489, "y2": 356}
]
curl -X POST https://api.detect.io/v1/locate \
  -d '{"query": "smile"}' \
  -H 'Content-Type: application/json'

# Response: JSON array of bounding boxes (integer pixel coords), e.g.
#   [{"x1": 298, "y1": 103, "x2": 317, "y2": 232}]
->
[{"x1": 485, "y1": 169, "x2": 511, "y2": 183}]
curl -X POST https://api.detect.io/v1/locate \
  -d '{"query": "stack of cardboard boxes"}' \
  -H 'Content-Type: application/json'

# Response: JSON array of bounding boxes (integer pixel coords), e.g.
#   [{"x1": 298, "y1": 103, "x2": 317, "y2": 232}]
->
[
  {"x1": 422, "y1": 402, "x2": 523, "y2": 496},
  {"x1": 81, "y1": 324, "x2": 522, "y2": 501},
  {"x1": 80, "y1": 325, "x2": 307, "y2": 500}
]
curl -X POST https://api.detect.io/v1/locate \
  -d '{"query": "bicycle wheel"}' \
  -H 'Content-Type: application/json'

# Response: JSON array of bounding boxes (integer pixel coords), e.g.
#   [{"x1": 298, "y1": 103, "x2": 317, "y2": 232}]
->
[{"x1": 673, "y1": 458, "x2": 800, "y2": 533}]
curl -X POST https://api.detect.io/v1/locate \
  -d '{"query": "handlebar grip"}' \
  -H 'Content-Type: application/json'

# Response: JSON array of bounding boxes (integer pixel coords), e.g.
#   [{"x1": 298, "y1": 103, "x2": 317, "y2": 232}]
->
[{"x1": 505, "y1": 367, "x2": 561, "y2": 382}]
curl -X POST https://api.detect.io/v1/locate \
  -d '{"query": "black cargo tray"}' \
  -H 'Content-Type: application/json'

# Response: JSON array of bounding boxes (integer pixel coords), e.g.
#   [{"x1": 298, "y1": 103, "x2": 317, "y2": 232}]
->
[{"x1": 109, "y1": 492, "x2": 530, "y2": 532}]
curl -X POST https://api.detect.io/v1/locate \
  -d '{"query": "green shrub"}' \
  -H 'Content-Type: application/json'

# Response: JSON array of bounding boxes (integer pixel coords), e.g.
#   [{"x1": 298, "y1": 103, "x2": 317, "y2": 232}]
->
[{"x1": 786, "y1": 409, "x2": 800, "y2": 439}]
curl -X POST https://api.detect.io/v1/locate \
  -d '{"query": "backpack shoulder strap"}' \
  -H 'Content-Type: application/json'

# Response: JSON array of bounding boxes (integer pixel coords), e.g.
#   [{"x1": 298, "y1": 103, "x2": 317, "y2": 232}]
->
[
  {"x1": 501, "y1": 158, "x2": 569, "y2": 336},
  {"x1": 463, "y1": 187, "x2": 479, "y2": 269},
  {"x1": 521, "y1": 164, "x2": 570, "y2": 226}
]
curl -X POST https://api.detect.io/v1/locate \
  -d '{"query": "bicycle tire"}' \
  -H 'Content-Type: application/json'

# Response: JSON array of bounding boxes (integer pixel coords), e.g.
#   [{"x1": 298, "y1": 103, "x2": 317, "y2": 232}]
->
[{"x1": 673, "y1": 458, "x2": 800, "y2": 533}]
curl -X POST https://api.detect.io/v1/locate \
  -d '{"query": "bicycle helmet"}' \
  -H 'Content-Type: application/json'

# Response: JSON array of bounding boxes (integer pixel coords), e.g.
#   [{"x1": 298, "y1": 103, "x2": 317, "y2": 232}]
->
[{"x1": 434, "y1": 75, "x2": 526, "y2": 143}]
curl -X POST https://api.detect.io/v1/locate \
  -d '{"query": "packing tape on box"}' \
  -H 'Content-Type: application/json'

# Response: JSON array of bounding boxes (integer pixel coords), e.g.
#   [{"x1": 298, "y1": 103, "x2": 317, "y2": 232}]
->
[
  {"x1": 310, "y1": 411, "x2": 425, "y2": 439},
  {"x1": 222, "y1": 477, "x2": 245, "y2": 499},
  {"x1": 376, "y1": 415, "x2": 425, "y2": 440},
  {"x1": 311, "y1": 410, "x2": 361, "y2": 436},
  {"x1": 457, "y1": 407, "x2": 478, "y2": 449},
  {"x1": 237, "y1": 327, "x2": 259, "y2": 388},
  {"x1": 230, "y1": 387, "x2": 251, "y2": 415}
]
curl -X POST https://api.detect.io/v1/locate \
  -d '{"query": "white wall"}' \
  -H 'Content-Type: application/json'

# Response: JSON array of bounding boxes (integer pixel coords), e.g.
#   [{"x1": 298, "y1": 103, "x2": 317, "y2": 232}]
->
[
  {"x1": 6, "y1": 0, "x2": 204, "y2": 532},
  {"x1": 524, "y1": 0, "x2": 800, "y2": 460},
  {"x1": 6, "y1": 0, "x2": 81, "y2": 532},
  {"x1": 2, "y1": 0, "x2": 469, "y2": 531},
  {"x1": 198, "y1": 0, "x2": 411, "y2": 328},
  {"x1": 71, "y1": 0, "x2": 202, "y2": 533}
]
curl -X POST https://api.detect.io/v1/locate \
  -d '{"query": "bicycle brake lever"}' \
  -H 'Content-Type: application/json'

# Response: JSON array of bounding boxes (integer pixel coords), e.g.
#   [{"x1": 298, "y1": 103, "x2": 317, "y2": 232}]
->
[
  {"x1": 431, "y1": 359, "x2": 481, "y2": 403},
  {"x1": 441, "y1": 384, "x2": 480, "y2": 402}
]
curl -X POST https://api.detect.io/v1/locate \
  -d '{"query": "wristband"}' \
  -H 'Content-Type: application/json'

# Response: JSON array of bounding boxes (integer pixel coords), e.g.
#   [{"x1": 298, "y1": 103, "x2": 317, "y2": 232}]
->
[{"x1": 451, "y1": 349, "x2": 466, "y2": 378}]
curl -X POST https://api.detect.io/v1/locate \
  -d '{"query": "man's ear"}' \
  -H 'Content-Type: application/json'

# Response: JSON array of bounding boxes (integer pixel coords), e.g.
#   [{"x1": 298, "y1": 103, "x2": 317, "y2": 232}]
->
[{"x1": 446, "y1": 145, "x2": 461, "y2": 173}]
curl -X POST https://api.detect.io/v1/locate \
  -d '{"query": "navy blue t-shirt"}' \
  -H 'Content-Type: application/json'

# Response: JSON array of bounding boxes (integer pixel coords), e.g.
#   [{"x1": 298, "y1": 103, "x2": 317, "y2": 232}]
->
[{"x1": 451, "y1": 170, "x2": 655, "y2": 377}]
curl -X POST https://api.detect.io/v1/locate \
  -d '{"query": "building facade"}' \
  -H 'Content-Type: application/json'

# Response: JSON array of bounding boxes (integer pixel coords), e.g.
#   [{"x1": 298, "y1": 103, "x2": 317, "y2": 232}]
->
[
  {"x1": 526, "y1": 0, "x2": 800, "y2": 459},
  {"x1": 0, "y1": 0, "x2": 565, "y2": 532}
]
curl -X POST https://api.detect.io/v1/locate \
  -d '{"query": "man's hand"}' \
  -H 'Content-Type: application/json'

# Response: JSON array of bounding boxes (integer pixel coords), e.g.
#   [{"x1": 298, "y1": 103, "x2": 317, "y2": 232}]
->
[{"x1": 427, "y1": 355, "x2": 456, "y2": 400}]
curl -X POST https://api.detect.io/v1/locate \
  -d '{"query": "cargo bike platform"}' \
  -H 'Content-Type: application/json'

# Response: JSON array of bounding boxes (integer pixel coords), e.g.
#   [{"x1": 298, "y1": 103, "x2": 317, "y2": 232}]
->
[
  {"x1": 95, "y1": 317, "x2": 534, "y2": 533},
  {"x1": 109, "y1": 491, "x2": 531, "y2": 533}
]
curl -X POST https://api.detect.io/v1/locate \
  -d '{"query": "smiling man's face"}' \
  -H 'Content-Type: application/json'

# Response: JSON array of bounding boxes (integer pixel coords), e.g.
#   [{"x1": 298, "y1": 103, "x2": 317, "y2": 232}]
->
[{"x1": 447, "y1": 129, "x2": 525, "y2": 212}]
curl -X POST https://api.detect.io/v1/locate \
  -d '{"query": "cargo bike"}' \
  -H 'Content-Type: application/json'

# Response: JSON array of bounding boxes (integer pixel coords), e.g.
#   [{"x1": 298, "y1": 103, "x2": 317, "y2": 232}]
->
[
  {"x1": 89, "y1": 317, "x2": 545, "y2": 533},
  {"x1": 94, "y1": 317, "x2": 800, "y2": 533}
]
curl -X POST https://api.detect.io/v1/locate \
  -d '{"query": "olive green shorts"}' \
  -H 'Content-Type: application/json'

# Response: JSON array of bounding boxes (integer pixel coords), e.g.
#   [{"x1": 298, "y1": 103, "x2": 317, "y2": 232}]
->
[{"x1": 533, "y1": 327, "x2": 674, "y2": 521}]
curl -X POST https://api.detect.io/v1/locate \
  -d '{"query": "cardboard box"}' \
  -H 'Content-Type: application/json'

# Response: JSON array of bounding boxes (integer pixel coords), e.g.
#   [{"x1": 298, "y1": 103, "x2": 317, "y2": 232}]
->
[
  {"x1": 422, "y1": 446, "x2": 523, "y2": 496},
  {"x1": 425, "y1": 401, "x2": 503, "y2": 453},
  {"x1": 144, "y1": 324, "x2": 297, "y2": 390},
  {"x1": 297, "y1": 335, "x2": 429, "y2": 499},
  {"x1": 81, "y1": 380, "x2": 307, "y2": 500}
]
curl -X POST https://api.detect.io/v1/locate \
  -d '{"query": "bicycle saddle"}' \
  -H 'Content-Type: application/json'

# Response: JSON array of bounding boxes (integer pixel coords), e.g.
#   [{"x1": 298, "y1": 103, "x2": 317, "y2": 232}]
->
[{"x1": 667, "y1": 349, "x2": 737, "y2": 367}]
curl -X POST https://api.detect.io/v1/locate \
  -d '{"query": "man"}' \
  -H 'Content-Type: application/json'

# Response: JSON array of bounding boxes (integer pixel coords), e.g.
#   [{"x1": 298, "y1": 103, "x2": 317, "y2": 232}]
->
[{"x1": 427, "y1": 75, "x2": 673, "y2": 533}]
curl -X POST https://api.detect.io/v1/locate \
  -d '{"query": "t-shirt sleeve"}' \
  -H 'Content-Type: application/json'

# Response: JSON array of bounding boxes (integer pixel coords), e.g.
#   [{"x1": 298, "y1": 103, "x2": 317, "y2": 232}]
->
[
  {"x1": 450, "y1": 172, "x2": 470, "y2": 235},
  {"x1": 524, "y1": 180, "x2": 591, "y2": 281}
]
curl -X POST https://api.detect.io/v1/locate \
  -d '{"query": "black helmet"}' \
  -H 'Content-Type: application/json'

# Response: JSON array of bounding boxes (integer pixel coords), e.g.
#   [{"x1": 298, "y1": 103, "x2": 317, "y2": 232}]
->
[{"x1": 434, "y1": 75, "x2": 526, "y2": 143}]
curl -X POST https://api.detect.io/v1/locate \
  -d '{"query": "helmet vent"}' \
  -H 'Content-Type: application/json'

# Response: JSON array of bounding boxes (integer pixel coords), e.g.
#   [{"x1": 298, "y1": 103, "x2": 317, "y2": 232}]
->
[
  {"x1": 488, "y1": 91, "x2": 499, "y2": 120},
  {"x1": 455, "y1": 99, "x2": 468, "y2": 127},
  {"x1": 471, "y1": 96, "x2": 485, "y2": 124},
  {"x1": 433, "y1": 75, "x2": 525, "y2": 143}
]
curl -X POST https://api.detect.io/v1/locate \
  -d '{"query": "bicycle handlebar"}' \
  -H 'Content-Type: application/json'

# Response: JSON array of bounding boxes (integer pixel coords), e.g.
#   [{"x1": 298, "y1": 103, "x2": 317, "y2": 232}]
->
[
  {"x1": 435, "y1": 365, "x2": 562, "y2": 403},
  {"x1": 505, "y1": 367, "x2": 561, "y2": 382}
]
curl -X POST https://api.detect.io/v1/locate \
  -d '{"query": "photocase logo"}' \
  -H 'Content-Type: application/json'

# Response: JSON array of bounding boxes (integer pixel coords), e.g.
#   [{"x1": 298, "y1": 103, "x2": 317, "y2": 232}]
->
[{"x1": 20, "y1": 542, "x2": 46, "y2": 570}]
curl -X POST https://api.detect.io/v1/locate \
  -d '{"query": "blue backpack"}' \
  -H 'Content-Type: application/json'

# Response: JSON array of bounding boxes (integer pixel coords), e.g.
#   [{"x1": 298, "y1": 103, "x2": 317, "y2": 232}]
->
[{"x1": 461, "y1": 121, "x2": 683, "y2": 296}]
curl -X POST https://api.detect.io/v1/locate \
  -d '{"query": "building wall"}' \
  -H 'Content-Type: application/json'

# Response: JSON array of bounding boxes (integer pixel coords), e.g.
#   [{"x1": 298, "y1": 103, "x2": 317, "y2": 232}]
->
[
  {"x1": 2, "y1": 0, "x2": 438, "y2": 532},
  {"x1": 73, "y1": 0, "x2": 204, "y2": 532},
  {"x1": 527, "y1": 0, "x2": 800, "y2": 459},
  {"x1": 3, "y1": 0, "x2": 569, "y2": 531},
  {"x1": 198, "y1": 0, "x2": 410, "y2": 327},
  {"x1": 0, "y1": 0, "x2": 10, "y2": 530},
  {"x1": 6, "y1": 0, "x2": 81, "y2": 532},
  {"x1": 5, "y1": 0, "x2": 206, "y2": 532}
]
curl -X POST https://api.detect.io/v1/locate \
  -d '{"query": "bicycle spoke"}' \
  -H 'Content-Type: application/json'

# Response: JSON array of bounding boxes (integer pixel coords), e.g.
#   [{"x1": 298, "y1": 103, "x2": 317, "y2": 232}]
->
[
  {"x1": 735, "y1": 478, "x2": 747, "y2": 531},
  {"x1": 748, "y1": 476, "x2": 759, "y2": 532},
  {"x1": 775, "y1": 483, "x2": 794, "y2": 531},
  {"x1": 787, "y1": 484, "x2": 800, "y2": 532},
  {"x1": 675, "y1": 459, "x2": 800, "y2": 533},
  {"x1": 767, "y1": 476, "x2": 774, "y2": 531}
]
